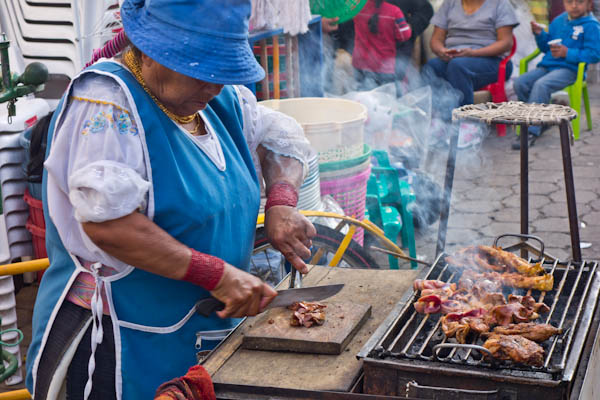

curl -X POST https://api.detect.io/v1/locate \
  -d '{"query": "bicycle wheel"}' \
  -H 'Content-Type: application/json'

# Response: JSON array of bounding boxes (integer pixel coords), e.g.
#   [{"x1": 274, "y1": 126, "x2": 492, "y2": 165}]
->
[{"x1": 251, "y1": 223, "x2": 380, "y2": 285}]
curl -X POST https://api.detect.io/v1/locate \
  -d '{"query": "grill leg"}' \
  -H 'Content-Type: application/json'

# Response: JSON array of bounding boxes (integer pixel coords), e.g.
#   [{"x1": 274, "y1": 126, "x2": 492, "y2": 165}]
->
[
  {"x1": 520, "y1": 123, "x2": 529, "y2": 259},
  {"x1": 436, "y1": 122, "x2": 459, "y2": 256},
  {"x1": 559, "y1": 121, "x2": 582, "y2": 262}
]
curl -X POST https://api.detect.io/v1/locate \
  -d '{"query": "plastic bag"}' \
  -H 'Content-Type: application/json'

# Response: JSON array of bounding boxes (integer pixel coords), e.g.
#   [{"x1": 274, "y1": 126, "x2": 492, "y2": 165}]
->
[{"x1": 334, "y1": 84, "x2": 433, "y2": 163}]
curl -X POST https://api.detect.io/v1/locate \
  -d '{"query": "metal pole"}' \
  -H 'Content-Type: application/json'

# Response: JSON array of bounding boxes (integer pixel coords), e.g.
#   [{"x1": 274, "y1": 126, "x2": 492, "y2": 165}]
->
[
  {"x1": 520, "y1": 123, "x2": 529, "y2": 258},
  {"x1": 558, "y1": 121, "x2": 582, "y2": 261}
]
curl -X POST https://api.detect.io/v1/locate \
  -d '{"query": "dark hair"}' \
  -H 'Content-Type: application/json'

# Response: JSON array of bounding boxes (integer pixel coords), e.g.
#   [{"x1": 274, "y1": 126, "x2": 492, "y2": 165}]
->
[{"x1": 368, "y1": 0, "x2": 385, "y2": 34}]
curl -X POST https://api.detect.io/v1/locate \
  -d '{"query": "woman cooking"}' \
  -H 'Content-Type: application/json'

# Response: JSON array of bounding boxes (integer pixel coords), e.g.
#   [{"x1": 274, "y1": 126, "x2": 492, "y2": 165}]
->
[{"x1": 25, "y1": 0, "x2": 316, "y2": 398}]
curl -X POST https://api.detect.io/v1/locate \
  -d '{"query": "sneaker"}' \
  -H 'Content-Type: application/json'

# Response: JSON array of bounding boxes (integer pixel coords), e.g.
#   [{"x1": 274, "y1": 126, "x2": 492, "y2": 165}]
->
[
  {"x1": 511, "y1": 134, "x2": 538, "y2": 150},
  {"x1": 457, "y1": 122, "x2": 482, "y2": 149}
]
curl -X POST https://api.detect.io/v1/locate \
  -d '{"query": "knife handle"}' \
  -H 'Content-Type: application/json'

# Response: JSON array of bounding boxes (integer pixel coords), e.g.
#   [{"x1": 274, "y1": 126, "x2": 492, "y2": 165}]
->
[{"x1": 195, "y1": 297, "x2": 225, "y2": 317}]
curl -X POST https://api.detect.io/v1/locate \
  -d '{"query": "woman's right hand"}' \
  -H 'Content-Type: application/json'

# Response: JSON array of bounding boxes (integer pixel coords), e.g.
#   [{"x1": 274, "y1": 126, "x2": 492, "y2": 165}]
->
[{"x1": 210, "y1": 263, "x2": 278, "y2": 319}]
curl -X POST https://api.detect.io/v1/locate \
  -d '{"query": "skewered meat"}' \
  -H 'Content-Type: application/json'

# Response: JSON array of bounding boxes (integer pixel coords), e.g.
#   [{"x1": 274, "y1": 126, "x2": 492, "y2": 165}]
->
[
  {"x1": 446, "y1": 245, "x2": 544, "y2": 276},
  {"x1": 462, "y1": 270, "x2": 553, "y2": 292},
  {"x1": 483, "y1": 334, "x2": 544, "y2": 366},
  {"x1": 414, "y1": 279, "x2": 456, "y2": 292},
  {"x1": 485, "y1": 293, "x2": 551, "y2": 326},
  {"x1": 441, "y1": 308, "x2": 490, "y2": 343},
  {"x1": 413, "y1": 280, "x2": 457, "y2": 299},
  {"x1": 486, "y1": 303, "x2": 537, "y2": 326},
  {"x1": 487, "y1": 323, "x2": 562, "y2": 342},
  {"x1": 508, "y1": 294, "x2": 550, "y2": 314},
  {"x1": 289, "y1": 302, "x2": 326, "y2": 328},
  {"x1": 458, "y1": 276, "x2": 502, "y2": 293},
  {"x1": 441, "y1": 317, "x2": 471, "y2": 344},
  {"x1": 479, "y1": 246, "x2": 544, "y2": 276},
  {"x1": 500, "y1": 272, "x2": 554, "y2": 291},
  {"x1": 414, "y1": 295, "x2": 441, "y2": 314}
]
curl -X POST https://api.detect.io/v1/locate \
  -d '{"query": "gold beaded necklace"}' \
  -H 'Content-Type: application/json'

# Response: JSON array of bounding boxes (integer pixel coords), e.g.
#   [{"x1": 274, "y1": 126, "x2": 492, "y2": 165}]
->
[{"x1": 123, "y1": 50, "x2": 199, "y2": 126}]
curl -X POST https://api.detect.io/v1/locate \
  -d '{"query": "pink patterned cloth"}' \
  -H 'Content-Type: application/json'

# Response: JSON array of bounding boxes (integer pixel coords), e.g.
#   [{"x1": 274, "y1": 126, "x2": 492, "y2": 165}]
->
[{"x1": 65, "y1": 261, "x2": 119, "y2": 315}]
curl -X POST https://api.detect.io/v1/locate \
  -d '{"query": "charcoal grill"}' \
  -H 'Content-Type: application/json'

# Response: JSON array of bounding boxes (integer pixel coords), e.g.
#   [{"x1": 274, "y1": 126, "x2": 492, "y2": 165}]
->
[{"x1": 358, "y1": 236, "x2": 600, "y2": 399}]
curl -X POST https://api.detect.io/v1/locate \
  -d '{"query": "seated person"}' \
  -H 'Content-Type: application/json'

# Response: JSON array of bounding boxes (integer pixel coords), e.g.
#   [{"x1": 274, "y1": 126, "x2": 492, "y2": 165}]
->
[
  {"x1": 512, "y1": 0, "x2": 600, "y2": 150},
  {"x1": 425, "y1": 0, "x2": 518, "y2": 148},
  {"x1": 352, "y1": 0, "x2": 412, "y2": 90}
]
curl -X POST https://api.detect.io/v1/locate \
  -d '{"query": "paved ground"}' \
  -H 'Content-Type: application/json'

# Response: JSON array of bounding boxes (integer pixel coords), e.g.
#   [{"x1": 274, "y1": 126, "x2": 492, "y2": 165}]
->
[{"x1": 2, "y1": 84, "x2": 600, "y2": 392}]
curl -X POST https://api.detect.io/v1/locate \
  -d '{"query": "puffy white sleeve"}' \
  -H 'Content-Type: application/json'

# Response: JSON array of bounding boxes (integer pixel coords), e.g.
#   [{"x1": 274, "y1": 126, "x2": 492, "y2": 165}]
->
[
  {"x1": 45, "y1": 73, "x2": 150, "y2": 270},
  {"x1": 45, "y1": 75, "x2": 150, "y2": 224},
  {"x1": 234, "y1": 85, "x2": 315, "y2": 181}
]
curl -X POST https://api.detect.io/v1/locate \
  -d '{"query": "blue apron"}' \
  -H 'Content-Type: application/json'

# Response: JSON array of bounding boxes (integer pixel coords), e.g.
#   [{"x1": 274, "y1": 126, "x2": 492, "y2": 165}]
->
[{"x1": 26, "y1": 61, "x2": 260, "y2": 399}]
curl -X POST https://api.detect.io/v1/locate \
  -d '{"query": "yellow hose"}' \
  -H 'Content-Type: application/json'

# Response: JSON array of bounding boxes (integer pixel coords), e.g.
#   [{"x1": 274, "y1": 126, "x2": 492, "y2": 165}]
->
[
  {"x1": 0, "y1": 258, "x2": 49, "y2": 276},
  {"x1": 0, "y1": 389, "x2": 32, "y2": 400}
]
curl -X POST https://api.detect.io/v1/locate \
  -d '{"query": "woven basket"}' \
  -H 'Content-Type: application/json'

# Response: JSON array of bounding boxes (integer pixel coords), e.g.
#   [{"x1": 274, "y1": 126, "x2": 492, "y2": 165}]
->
[{"x1": 320, "y1": 161, "x2": 371, "y2": 245}]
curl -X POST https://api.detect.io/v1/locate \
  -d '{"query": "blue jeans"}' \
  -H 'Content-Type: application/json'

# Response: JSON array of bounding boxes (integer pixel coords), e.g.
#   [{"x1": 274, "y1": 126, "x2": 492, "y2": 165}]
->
[
  {"x1": 513, "y1": 67, "x2": 577, "y2": 136},
  {"x1": 425, "y1": 56, "x2": 504, "y2": 120}
]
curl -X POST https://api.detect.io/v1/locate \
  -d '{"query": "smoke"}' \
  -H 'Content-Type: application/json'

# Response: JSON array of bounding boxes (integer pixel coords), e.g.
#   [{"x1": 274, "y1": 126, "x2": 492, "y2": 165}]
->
[{"x1": 322, "y1": 51, "x2": 500, "y2": 261}]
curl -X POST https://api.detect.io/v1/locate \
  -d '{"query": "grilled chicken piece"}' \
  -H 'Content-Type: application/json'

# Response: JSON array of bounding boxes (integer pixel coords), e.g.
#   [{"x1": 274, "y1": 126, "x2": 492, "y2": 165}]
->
[
  {"x1": 500, "y1": 272, "x2": 554, "y2": 291},
  {"x1": 489, "y1": 323, "x2": 562, "y2": 342},
  {"x1": 289, "y1": 302, "x2": 326, "y2": 328},
  {"x1": 446, "y1": 245, "x2": 544, "y2": 276},
  {"x1": 479, "y1": 245, "x2": 544, "y2": 276},
  {"x1": 463, "y1": 271, "x2": 554, "y2": 292},
  {"x1": 483, "y1": 334, "x2": 544, "y2": 366}
]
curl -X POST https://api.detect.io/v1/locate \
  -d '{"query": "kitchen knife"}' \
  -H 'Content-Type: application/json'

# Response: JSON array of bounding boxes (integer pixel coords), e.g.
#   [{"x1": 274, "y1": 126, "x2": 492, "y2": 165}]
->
[{"x1": 195, "y1": 284, "x2": 344, "y2": 317}]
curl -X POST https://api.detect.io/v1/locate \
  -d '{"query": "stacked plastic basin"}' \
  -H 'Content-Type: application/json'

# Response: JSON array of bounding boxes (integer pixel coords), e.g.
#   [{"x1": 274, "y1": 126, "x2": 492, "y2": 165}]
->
[
  {"x1": 0, "y1": 97, "x2": 50, "y2": 385},
  {"x1": 260, "y1": 97, "x2": 369, "y2": 244},
  {"x1": 296, "y1": 152, "x2": 321, "y2": 211}
]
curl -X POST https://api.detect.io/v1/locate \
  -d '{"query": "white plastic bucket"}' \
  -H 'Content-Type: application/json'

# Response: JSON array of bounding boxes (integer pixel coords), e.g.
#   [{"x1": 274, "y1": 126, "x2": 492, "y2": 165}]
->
[{"x1": 260, "y1": 97, "x2": 367, "y2": 162}]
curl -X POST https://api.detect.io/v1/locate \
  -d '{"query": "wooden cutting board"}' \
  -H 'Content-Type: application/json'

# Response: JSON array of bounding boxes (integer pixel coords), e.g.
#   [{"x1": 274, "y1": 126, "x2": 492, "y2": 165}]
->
[
  {"x1": 205, "y1": 266, "x2": 420, "y2": 392},
  {"x1": 242, "y1": 301, "x2": 371, "y2": 354}
]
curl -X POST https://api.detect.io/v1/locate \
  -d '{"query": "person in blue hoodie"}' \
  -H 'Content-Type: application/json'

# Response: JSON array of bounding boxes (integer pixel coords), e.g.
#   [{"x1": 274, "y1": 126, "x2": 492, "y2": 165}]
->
[{"x1": 512, "y1": 0, "x2": 600, "y2": 149}]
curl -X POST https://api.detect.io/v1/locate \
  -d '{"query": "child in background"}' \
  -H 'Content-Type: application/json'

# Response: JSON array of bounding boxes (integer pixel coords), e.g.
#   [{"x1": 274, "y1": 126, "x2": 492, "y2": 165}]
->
[
  {"x1": 512, "y1": 0, "x2": 600, "y2": 150},
  {"x1": 352, "y1": 0, "x2": 412, "y2": 90}
]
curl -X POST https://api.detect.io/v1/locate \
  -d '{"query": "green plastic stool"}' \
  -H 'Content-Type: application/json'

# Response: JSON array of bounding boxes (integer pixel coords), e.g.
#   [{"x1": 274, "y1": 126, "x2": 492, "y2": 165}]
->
[
  {"x1": 366, "y1": 193, "x2": 403, "y2": 269},
  {"x1": 367, "y1": 150, "x2": 417, "y2": 268}
]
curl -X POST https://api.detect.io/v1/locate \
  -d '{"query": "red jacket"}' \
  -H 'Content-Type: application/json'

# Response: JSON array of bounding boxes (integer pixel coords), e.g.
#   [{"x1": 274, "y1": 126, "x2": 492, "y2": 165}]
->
[{"x1": 352, "y1": 0, "x2": 412, "y2": 74}]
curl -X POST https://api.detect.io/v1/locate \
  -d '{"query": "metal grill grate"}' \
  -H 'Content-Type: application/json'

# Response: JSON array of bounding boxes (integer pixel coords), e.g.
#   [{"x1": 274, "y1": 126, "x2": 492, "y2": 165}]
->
[{"x1": 369, "y1": 255, "x2": 599, "y2": 376}]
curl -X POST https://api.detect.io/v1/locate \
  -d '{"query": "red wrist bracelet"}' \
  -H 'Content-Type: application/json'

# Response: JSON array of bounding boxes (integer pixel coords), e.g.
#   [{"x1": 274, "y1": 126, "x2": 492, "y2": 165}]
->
[
  {"x1": 265, "y1": 182, "x2": 299, "y2": 212},
  {"x1": 182, "y1": 249, "x2": 225, "y2": 291}
]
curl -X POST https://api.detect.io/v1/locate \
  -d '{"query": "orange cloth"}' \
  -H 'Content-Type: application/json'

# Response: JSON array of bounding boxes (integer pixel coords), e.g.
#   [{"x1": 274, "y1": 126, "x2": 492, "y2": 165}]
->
[{"x1": 154, "y1": 365, "x2": 216, "y2": 400}]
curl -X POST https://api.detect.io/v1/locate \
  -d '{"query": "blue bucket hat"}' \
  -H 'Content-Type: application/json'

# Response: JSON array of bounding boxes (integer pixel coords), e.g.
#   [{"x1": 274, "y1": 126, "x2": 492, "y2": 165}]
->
[{"x1": 121, "y1": 0, "x2": 265, "y2": 85}]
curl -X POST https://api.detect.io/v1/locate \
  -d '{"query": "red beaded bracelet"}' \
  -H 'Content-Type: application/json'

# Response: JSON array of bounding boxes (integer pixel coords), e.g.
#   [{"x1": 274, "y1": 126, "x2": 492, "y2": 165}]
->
[
  {"x1": 265, "y1": 182, "x2": 299, "y2": 212},
  {"x1": 182, "y1": 249, "x2": 225, "y2": 291}
]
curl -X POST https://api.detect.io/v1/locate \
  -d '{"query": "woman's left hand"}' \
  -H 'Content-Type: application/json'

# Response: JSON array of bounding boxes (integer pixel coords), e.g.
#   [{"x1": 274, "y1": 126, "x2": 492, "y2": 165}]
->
[{"x1": 264, "y1": 206, "x2": 316, "y2": 274}]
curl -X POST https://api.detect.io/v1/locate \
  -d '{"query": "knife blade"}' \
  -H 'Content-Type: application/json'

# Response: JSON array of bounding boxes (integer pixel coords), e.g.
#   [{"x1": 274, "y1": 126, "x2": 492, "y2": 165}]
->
[{"x1": 195, "y1": 284, "x2": 344, "y2": 317}]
